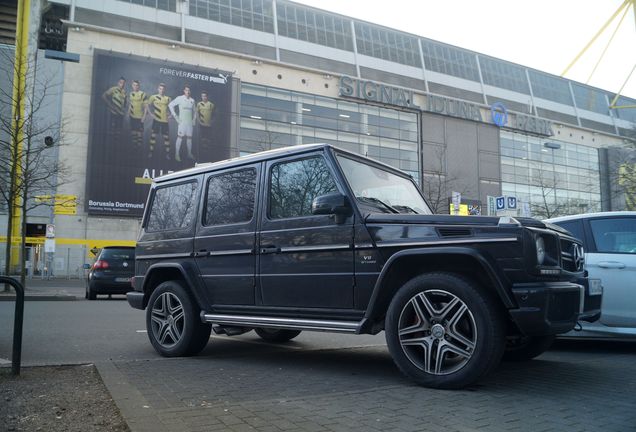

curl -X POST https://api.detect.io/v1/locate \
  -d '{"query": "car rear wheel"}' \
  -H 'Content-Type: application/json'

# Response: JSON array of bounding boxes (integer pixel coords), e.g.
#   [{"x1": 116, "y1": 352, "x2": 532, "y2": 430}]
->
[
  {"x1": 87, "y1": 284, "x2": 97, "y2": 300},
  {"x1": 146, "y1": 280, "x2": 211, "y2": 357},
  {"x1": 255, "y1": 328, "x2": 301, "y2": 342},
  {"x1": 385, "y1": 272, "x2": 505, "y2": 389},
  {"x1": 503, "y1": 335, "x2": 555, "y2": 361}
]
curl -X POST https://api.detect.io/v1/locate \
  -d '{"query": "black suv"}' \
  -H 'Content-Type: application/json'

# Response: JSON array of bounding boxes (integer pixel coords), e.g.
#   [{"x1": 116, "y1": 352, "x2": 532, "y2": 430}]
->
[{"x1": 127, "y1": 144, "x2": 601, "y2": 389}]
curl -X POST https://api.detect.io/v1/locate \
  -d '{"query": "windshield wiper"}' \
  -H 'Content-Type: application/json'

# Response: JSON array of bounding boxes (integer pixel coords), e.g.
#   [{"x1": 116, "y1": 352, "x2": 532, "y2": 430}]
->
[
  {"x1": 356, "y1": 196, "x2": 399, "y2": 214},
  {"x1": 393, "y1": 205, "x2": 420, "y2": 214}
]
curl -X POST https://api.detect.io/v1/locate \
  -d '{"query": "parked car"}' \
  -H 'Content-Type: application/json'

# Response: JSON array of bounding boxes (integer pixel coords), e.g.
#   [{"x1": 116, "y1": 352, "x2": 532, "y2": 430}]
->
[
  {"x1": 546, "y1": 211, "x2": 636, "y2": 339},
  {"x1": 127, "y1": 143, "x2": 601, "y2": 389},
  {"x1": 86, "y1": 246, "x2": 135, "y2": 300}
]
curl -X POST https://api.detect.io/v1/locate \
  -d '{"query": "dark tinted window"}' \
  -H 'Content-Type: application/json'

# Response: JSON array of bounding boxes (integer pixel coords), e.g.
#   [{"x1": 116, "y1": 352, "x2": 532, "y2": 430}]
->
[
  {"x1": 205, "y1": 169, "x2": 257, "y2": 226},
  {"x1": 269, "y1": 156, "x2": 338, "y2": 219},
  {"x1": 555, "y1": 220, "x2": 585, "y2": 245},
  {"x1": 146, "y1": 181, "x2": 198, "y2": 232},
  {"x1": 100, "y1": 248, "x2": 135, "y2": 260},
  {"x1": 589, "y1": 217, "x2": 636, "y2": 253}
]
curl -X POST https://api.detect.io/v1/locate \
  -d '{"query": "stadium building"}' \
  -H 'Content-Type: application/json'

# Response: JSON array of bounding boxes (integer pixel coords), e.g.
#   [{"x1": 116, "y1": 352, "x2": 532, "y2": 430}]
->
[{"x1": 1, "y1": 0, "x2": 635, "y2": 275}]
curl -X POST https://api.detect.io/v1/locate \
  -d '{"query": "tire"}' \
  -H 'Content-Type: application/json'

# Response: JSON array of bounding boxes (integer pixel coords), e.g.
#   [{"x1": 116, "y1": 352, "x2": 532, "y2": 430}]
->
[
  {"x1": 87, "y1": 283, "x2": 97, "y2": 300},
  {"x1": 503, "y1": 335, "x2": 555, "y2": 361},
  {"x1": 255, "y1": 328, "x2": 302, "y2": 343},
  {"x1": 385, "y1": 272, "x2": 505, "y2": 389},
  {"x1": 146, "y1": 280, "x2": 211, "y2": 357}
]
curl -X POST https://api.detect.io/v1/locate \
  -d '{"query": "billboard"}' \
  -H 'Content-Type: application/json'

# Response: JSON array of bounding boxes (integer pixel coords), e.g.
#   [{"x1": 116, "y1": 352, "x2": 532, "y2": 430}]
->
[{"x1": 86, "y1": 51, "x2": 233, "y2": 216}]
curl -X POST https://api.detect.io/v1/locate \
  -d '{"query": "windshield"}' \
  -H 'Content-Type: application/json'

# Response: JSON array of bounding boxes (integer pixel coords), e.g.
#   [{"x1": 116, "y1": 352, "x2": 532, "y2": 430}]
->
[{"x1": 336, "y1": 155, "x2": 432, "y2": 215}]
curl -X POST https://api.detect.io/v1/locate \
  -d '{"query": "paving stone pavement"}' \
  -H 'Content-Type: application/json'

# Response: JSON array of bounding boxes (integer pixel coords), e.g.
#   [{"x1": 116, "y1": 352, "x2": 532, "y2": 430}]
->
[{"x1": 98, "y1": 338, "x2": 636, "y2": 432}]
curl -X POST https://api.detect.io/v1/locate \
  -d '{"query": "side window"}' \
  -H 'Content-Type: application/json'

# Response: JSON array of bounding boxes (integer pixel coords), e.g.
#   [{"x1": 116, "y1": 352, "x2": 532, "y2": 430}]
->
[
  {"x1": 205, "y1": 169, "x2": 257, "y2": 226},
  {"x1": 589, "y1": 218, "x2": 636, "y2": 253},
  {"x1": 146, "y1": 181, "x2": 198, "y2": 232},
  {"x1": 269, "y1": 156, "x2": 338, "y2": 219},
  {"x1": 557, "y1": 220, "x2": 585, "y2": 245}
]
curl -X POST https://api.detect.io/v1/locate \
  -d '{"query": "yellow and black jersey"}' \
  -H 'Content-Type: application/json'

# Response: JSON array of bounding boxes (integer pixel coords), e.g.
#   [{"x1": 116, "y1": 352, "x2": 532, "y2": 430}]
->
[
  {"x1": 128, "y1": 91, "x2": 148, "y2": 119},
  {"x1": 103, "y1": 86, "x2": 127, "y2": 116},
  {"x1": 196, "y1": 100, "x2": 215, "y2": 127},
  {"x1": 147, "y1": 94, "x2": 172, "y2": 123}
]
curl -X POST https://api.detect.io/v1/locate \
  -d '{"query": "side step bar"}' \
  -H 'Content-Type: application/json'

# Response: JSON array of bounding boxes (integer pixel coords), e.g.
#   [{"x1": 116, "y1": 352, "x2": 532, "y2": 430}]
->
[{"x1": 202, "y1": 313, "x2": 361, "y2": 334}]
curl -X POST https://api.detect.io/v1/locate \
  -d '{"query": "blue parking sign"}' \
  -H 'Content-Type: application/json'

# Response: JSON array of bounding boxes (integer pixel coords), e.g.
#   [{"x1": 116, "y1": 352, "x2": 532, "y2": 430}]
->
[
  {"x1": 507, "y1": 196, "x2": 517, "y2": 209},
  {"x1": 496, "y1": 196, "x2": 505, "y2": 210}
]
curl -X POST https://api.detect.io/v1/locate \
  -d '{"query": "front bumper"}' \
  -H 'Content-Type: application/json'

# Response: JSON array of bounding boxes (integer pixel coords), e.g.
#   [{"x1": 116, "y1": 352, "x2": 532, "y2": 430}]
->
[{"x1": 508, "y1": 278, "x2": 602, "y2": 336}]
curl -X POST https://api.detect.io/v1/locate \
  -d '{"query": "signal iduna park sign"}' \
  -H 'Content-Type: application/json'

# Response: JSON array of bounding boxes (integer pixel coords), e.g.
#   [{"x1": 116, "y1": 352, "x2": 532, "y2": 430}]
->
[{"x1": 338, "y1": 75, "x2": 553, "y2": 137}]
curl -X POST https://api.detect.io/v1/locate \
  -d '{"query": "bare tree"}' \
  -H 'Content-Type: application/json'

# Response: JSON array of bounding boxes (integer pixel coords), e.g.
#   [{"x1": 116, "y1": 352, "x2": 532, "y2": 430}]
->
[
  {"x1": 421, "y1": 146, "x2": 470, "y2": 214},
  {"x1": 0, "y1": 47, "x2": 69, "y2": 288}
]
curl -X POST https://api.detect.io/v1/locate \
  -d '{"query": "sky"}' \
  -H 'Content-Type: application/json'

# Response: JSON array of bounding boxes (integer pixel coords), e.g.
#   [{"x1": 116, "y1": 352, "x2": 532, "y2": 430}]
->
[{"x1": 292, "y1": 0, "x2": 636, "y2": 100}]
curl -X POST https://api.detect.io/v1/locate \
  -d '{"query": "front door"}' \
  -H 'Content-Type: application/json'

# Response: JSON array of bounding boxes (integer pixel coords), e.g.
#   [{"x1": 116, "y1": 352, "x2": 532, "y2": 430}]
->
[
  {"x1": 258, "y1": 153, "x2": 354, "y2": 309},
  {"x1": 586, "y1": 216, "x2": 636, "y2": 327}
]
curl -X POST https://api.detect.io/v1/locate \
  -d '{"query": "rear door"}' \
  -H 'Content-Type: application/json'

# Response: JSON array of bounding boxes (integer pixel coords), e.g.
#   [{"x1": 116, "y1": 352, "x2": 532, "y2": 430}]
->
[
  {"x1": 194, "y1": 164, "x2": 260, "y2": 306},
  {"x1": 585, "y1": 216, "x2": 636, "y2": 327}
]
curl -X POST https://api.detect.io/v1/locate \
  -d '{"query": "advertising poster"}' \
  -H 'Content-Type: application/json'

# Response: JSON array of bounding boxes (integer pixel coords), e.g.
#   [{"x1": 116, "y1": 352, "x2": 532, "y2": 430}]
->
[{"x1": 86, "y1": 51, "x2": 233, "y2": 216}]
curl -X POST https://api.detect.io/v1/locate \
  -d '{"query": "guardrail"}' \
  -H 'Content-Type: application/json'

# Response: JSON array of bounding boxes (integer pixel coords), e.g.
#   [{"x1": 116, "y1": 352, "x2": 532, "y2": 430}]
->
[{"x1": 1, "y1": 276, "x2": 24, "y2": 375}]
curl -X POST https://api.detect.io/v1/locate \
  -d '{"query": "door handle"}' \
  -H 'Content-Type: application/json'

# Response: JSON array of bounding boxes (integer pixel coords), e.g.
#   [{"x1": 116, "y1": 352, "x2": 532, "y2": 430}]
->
[
  {"x1": 598, "y1": 261, "x2": 626, "y2": 269},
  {"x1": 260, "y1": 245, "x2": 280, "y2": 254},
  {"x1": 192, "y1": 250, "x2": 208, "y2": 257}
]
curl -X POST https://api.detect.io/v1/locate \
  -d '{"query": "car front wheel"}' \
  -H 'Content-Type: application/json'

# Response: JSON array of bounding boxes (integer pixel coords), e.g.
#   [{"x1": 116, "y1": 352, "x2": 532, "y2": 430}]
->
[
  {"x1": 385, "y1": 272, "x2": 505, "y2": 389},
  {"x1": 146, "y1": 280, "x2": 211, "y2": 357}
]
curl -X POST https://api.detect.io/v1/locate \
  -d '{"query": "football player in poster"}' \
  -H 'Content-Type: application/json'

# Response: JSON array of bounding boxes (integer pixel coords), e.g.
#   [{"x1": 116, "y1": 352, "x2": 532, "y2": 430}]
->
[
  {"x1": 169, "y1": 85, "x2": 196, "y2": 162},
  {"x1": 127, "y1": 79, "x2": 147, "y2": 149},
  {"x1": 101, "y1": 77, "x2": 127, "y2": 142},
  {"x1": 143, "y1": 83, "x2": 172, "y2": 159}
]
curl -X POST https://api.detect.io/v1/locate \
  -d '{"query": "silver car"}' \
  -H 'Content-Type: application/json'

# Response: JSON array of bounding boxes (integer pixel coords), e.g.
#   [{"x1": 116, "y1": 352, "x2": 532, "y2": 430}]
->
[{"x1": 546, "y1": 211, "x2": 636, "y2": 339}]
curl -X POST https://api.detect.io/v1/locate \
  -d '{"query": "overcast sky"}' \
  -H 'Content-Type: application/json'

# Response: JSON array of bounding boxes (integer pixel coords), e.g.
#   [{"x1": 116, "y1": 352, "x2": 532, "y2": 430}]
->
[{"x1": 292, "y1": 0, "x2": 636, "y2": 100}]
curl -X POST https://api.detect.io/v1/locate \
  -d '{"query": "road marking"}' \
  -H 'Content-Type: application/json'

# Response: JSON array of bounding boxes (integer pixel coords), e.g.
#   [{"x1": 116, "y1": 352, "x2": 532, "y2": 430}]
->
[
  {"x1": 136, "y1": 330, "x2": 147, "y2": 333},
  {"x1": 0, "y1": 357, "x2": 11, "y2": 365}
]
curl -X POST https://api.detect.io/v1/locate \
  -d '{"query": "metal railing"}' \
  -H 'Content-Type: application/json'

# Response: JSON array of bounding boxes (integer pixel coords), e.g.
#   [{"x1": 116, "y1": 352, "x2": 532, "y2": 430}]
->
[{"x1": 1, "y1": 276, "x2": 24, "y2": 375}]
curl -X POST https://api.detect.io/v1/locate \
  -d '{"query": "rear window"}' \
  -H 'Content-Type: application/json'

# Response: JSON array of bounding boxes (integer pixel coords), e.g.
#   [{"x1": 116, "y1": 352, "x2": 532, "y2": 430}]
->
[
  {"x1": 146, "y1": 181, "x2": 198, "y2": 232},
  {"x1": 100, "y1": 248, "x2": 134, "y2": 260}
]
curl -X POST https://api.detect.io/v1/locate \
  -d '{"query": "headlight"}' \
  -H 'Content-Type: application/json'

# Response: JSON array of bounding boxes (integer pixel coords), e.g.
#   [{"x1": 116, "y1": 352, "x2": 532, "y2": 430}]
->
[{"x1": 535, "y1": 236, "x2": 546, "y2": 265}]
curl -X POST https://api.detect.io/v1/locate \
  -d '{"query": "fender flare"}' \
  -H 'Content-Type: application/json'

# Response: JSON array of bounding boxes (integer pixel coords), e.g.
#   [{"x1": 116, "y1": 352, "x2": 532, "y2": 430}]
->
[
  {"x1": 362, "y1": 246, "x2": 514, "y2": 327},
  {"x1": 141, "y1": 261, "x2": 207, "y2": 310}
]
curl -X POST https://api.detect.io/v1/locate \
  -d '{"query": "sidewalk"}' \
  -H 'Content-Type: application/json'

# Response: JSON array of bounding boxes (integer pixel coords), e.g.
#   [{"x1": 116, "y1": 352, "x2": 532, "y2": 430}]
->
[{"x1": 0, "y1": 277, "x2": 85, "y2": 301}]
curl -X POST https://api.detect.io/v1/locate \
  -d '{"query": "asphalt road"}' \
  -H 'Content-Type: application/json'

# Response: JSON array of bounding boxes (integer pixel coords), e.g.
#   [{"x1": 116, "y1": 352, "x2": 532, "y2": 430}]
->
[{"x1": 0, "y1": 298, "x2": 386, "y2": 366}]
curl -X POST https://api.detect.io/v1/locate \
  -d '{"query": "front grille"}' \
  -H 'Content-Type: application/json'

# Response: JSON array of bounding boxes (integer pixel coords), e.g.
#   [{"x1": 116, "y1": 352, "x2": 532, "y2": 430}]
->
[
  {"x1": 560, "y1": 239, "x2": 584, "y2": 272},
  {"x1": 547, "y1": 290, "x2": 580, "y2": 322}
]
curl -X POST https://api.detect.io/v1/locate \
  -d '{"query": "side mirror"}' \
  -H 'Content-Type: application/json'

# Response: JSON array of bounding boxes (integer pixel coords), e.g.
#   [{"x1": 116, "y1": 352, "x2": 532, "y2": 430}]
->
[{"x1": 312, "y1": 192, "x2": 352, "y2": 217}]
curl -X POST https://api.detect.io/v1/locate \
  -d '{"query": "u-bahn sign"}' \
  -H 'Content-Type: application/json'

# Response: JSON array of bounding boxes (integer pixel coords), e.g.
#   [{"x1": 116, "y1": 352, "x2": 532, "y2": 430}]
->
[{"x1": 338, "y1": 75, "x2": 553, "y2": 136}]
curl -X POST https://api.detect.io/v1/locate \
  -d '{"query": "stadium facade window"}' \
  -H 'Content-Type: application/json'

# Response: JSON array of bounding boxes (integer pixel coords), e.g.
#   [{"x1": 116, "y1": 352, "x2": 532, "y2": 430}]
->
[
  {"x1": 611, "y1": 96, "x2": 636, "y2": 122},
  {"x1": 479, "y1": 56, "x2": 530, "y2": 94},
  {"x1": 528, "y1": 70, "x2": 574, "y2": 106},
  {"x1": 500, "y1": 131, "x2": 601, "y2": 216},
  {"x1": 354, "y1": 22, "x2": 421, "y2": 67},
  {"x1": 239, "y1": 83, "x2": 420, "y2": 181},
  {"x1": 128, "y1": 0, "x2": 177, "y2": 12},
  {"x1": 189, "y1": 0, "x2": 275, "y2": 33},
  {"x1": 276, "y1": 1, "x2": 353, "y2": 51},
  {"x1": 571, "y1": 83, "x2": 610, "y2": 115},
  {"x1": 420, "y1": 39, "x2": 480, "y2": 82}
]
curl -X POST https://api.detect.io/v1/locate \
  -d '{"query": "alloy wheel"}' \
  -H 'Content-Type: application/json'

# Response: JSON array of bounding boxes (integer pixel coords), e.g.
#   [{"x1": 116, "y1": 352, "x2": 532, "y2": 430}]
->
[
  {"x1": 150, "y1": 292, "x2": 185, "y2": 348},
  {"x1": 397, "y1": 289, "x2": 477, "y2": 375}
]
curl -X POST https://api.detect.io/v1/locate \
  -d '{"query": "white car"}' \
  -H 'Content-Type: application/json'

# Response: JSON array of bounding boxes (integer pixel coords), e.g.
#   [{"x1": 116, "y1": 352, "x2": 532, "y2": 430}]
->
[{"x1": 546, "y1": 211, "x2": 636, "y2": 339}]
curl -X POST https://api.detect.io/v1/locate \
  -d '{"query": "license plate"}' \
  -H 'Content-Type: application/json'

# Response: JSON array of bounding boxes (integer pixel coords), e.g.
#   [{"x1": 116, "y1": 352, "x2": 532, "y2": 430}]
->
[
  {"x1": 115, "y1": 277, "x2": 131, "y2": 283},
  {"x1": 589, "y1": 279, "x2": 602, "y2": 296}
]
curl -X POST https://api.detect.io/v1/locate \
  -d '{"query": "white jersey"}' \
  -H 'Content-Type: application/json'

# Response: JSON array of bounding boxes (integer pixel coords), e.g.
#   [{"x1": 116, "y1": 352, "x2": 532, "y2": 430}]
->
[{"x1": 168, "y1": 95, "x2": 195, "y2": 126}]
